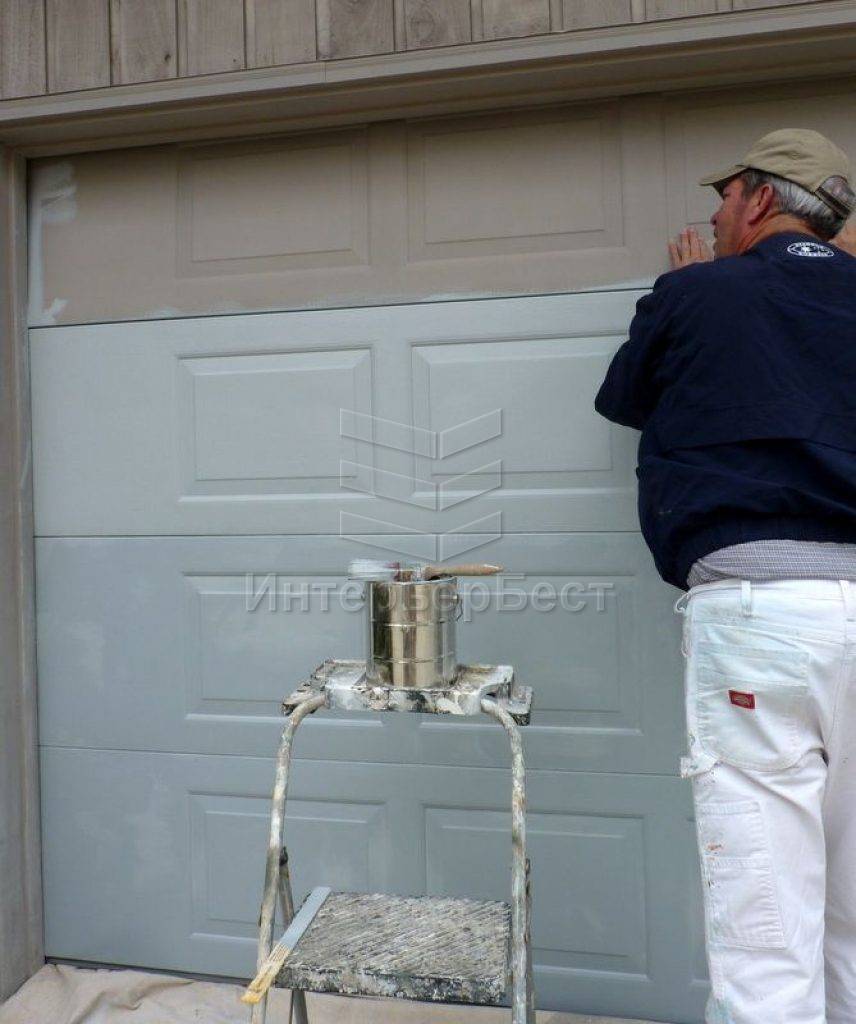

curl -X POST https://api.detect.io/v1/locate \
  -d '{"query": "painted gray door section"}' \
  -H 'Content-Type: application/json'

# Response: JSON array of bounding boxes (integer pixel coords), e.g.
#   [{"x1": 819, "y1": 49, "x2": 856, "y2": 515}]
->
[{"x1": 31, "y1": 293, "x2": 707, "y2": 1023}]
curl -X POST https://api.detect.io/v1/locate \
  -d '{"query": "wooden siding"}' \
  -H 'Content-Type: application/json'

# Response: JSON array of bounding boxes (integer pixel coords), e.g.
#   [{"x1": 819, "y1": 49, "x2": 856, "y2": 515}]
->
[{"x1": 0, "y1": 0, "x2": 841, "y2": 99}]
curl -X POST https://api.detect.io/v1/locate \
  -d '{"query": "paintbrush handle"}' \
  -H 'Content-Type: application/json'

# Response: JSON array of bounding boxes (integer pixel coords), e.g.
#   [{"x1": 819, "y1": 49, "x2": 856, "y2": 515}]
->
[{"x1": 423, "y1": 563, "x2": 503, "y2": 579}]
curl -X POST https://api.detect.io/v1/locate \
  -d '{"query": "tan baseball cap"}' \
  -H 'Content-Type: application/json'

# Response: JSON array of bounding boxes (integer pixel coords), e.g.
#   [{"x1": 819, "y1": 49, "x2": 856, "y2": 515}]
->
[{"x1": 699, "y1": 128, "x2": 854, "y2": 217}]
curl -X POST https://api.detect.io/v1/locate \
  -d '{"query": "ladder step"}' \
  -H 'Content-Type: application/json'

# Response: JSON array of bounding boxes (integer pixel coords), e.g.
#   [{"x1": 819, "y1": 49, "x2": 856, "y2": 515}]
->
[{"x1": 274, "y1": 890, "x2": 511, "y2": 1005}]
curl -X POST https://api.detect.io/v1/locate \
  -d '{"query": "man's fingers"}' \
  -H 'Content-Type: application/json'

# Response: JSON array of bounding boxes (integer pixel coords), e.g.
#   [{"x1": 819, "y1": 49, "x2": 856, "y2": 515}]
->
[
  {"x1": 668, "y1": 240, "x2": 680, "y2": 269},
  {"x1": 668, "y1": 227, "x2": 714, "y2": 269}
]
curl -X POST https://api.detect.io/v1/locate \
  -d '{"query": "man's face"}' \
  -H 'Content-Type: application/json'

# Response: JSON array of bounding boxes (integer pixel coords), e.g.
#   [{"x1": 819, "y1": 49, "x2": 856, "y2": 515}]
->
[{"x1": 710, "y1": 177, "x2": 751, "y2": 258}]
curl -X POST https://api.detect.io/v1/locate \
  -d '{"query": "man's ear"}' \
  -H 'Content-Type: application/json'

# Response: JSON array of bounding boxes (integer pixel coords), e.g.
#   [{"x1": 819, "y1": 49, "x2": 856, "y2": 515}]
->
[{"x1": 748, "y1": 182, "x2": 777, "y2": 224}]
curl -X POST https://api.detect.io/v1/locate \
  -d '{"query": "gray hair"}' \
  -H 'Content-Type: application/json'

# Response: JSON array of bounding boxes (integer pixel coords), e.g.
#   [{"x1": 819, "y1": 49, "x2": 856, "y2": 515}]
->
[{"x1": 739, "y1": 169, "x2": 849, "y2": 240}]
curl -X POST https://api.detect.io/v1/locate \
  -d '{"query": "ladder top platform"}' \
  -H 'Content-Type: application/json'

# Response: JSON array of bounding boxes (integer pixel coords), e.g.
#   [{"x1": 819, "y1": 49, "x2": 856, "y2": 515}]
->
[
  {"x1": 275, "y1": 889, "x2": 511, "y2": 1005},
  {"x1": 283, "y1": 659, "x2": 532, "y2": 724}
]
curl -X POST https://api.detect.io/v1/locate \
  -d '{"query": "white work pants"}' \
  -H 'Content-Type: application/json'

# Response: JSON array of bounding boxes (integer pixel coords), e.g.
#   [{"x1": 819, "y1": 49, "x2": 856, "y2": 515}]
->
[{"x1": 678, "y1": 578, "x2": 856, "y2": 1024}]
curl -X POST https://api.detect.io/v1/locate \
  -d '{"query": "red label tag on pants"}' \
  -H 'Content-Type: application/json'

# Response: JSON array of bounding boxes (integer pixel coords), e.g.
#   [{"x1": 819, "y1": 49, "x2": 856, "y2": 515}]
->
[{"x1": 729, "y1": 689, "x2": 755, "y2": 710}]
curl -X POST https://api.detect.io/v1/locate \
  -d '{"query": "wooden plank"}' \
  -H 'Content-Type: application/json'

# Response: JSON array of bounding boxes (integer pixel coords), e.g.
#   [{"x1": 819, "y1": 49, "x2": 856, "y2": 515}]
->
[
  {"x1": 46, "y1": 0, "x2": 110, "y2": 92},
  {"x1": 0, "y1": 0, "x2": 47, "y2": 98},
  {"x1": 246, "y1": 0, "x2": 316, "y2": 66},
  {"x1": 405, "y1": 0, "x2": 471, "y2": 48},
  {"x1": 562, "y1": 0, "x2": 632, "y2": 29},
  {"x1": 110, "y1": 0, "x2": 177, "y2": 85},
  {"x1": 317, "y1": 0, "x2": 395, "y2": 59},
  {"x1": 178, "y1": 0, "x2": 244, "y2": 77},
  {"x1": 480, "y1": 0, "x2": 549, "y2": 40},
  {"x1": 646, "y1": 0, "x2": 718, "y2": 18}
]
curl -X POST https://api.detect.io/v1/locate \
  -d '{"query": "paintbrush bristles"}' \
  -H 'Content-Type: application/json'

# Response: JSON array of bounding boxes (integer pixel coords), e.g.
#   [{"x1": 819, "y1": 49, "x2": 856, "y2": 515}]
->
[{"x1": 241, "y1": 941, "x2": 293, "y2": 1005}]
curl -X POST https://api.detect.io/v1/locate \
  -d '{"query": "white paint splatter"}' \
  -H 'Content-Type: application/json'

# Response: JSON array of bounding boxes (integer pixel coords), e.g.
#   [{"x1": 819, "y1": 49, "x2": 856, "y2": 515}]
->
[{"x1": 28, "y1": 161, "x2": 77, "y2": 326}]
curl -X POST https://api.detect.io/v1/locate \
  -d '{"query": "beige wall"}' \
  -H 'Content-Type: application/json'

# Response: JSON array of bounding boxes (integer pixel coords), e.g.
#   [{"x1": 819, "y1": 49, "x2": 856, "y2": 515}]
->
[
  {"x1": 0, "y1": 0, "x2": 835, "y2": 101},
  {"x1": 29, "y1": 77, "x2": 856, "y2": 327}
]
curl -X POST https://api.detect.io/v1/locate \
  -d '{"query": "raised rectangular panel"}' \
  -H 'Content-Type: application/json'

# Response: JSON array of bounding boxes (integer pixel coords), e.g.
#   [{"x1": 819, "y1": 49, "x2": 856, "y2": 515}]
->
[
  {"x1": 190, "y1": 794, "x2": 387, "y2": 938},
  {"x1": 411, "y1": 338, "x2": 615, "y2": 493},
  {"x1": 176, "y1": 348, "x2": 372, "y2": 496},
  {"x1": 40, "y1": 749, "x2": 417, "y2": 977},
  {"x1": 426, "y1": 808, "x2": 647, "y2": 973},
  {"x1": 407, "y1": 109, "x2": 623, "y2": 260},
  {"x1": 35, "y1": 537, "x2": 414, "y2": 763},
  {"x1": 177, "y1": 132, "x2": 369, "y2": 276},
  {"x1": 456, "y1": 575, "x2": 636, "y2": 722},
  {"x1": 413, "y1": 532, "x2": 685, "y2": 774},
  {"x1": 184, "y1": 574, "x2": 365, "y2": 715}
]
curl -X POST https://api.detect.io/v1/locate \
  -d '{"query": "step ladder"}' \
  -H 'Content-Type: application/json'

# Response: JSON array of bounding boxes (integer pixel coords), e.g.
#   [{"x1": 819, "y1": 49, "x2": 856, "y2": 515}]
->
[{"x1": 244, "y1": 659, "x2": 535, "y2": 1023}]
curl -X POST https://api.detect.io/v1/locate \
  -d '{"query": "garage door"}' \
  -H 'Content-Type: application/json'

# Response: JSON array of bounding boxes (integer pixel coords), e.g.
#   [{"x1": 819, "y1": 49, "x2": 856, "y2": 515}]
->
[
  {"x1": 31, "y1": 290, "x2": 705, "y2": 1021},
  {"x1": 34, "y1": 83, "x2": 856, "y2": 1022}
]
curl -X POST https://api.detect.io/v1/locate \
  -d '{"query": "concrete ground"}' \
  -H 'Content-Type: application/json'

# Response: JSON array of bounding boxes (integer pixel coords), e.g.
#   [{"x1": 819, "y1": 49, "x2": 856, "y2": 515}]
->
[{"x1": 0, "y1": 965, "x2": 657, "y2": 1024}]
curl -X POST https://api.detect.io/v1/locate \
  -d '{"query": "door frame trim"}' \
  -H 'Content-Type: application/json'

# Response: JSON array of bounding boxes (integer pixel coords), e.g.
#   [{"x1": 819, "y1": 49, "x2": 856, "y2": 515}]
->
[{"x1": 0, "y1": 147, "x2": 42, "y2": 1000}]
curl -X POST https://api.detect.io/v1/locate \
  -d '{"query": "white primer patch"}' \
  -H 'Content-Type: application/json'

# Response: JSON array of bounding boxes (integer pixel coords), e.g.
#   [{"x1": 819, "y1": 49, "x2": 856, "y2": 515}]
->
[{"x1": 28, "y1": 161, "x2": 77, "y2": 325}]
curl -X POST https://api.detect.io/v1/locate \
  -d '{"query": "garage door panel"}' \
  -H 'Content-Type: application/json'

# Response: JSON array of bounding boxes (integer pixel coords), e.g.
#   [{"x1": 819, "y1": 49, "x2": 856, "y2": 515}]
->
[
  {"x1": 41, "y1": 746, "x2": 705, "y2": 1021},
  {"x1": 31, "y1": 103, "x2": 668, "y2": 327},
  {"x1": 37, "y1": 533, "x2": 683, "y2": 772},
  {"x1": 30, "y1": 293, "x2": 643, "y2": 537}
]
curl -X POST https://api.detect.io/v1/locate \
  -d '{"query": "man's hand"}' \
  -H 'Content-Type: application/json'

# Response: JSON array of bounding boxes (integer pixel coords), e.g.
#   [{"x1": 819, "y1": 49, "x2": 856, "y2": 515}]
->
[
  {"x1": 832, "y1": 218, "x2": 856, "y2": 256},
  {"x1": 668, "y1": 227, "x2": 714, "y2": 270}
]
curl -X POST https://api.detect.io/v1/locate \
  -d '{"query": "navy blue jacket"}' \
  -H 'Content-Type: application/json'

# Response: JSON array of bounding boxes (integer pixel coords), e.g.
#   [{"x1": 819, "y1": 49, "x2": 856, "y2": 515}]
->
[{"x1": 595, "y1": 231, "x2": 856, "y2": 590}]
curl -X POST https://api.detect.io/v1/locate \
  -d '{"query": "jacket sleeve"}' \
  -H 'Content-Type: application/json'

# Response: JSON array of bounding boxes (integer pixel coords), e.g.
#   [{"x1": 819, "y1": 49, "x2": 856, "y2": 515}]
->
[{"x1": 594, "y1": 274, "x2": 677, "y2": 430}]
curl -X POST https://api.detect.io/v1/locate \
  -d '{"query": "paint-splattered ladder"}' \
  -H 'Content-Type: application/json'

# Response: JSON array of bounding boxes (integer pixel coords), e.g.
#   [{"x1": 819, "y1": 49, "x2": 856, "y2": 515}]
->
[{"x1": 244, "y1": 660, "x2": 534, "y2": 1024}]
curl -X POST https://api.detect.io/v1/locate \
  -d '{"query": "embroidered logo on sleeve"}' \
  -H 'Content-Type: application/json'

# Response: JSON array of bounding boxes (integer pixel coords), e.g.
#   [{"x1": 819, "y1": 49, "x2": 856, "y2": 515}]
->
[
  {"x1": 729, "y1": 689, "x2": 756, "y2": 710},
  {"x1": 786, "y1": 241, "x2": 835, "y2": 258}
]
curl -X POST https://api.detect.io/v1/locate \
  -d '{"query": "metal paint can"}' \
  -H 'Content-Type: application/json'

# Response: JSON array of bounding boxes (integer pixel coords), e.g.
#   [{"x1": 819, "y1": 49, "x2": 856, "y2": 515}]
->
[{"x1": 366, "y1": 577, "x2": 460, "y2": 687}]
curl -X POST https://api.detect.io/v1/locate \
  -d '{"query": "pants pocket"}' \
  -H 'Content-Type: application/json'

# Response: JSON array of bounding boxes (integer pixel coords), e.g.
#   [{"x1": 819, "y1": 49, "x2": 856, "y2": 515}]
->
[
  {"x1": 693, "y1": 632, "x2": 811, "y2": 772},
  {"x1": 697, "y1": 799, "x2": 786, "y2": 950}
]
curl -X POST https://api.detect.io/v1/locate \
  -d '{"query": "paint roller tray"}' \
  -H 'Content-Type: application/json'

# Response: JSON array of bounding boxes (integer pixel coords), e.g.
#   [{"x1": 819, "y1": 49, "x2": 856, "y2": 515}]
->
[{"x1": 275, "y1": 889, "x2": 511, "y2": 1005}]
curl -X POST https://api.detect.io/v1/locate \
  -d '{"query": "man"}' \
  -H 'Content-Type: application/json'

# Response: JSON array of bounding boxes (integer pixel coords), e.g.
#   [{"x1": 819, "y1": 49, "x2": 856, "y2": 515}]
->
[{"x1": 594, "y1": 128, "x2": 856, "y2": 1023}]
